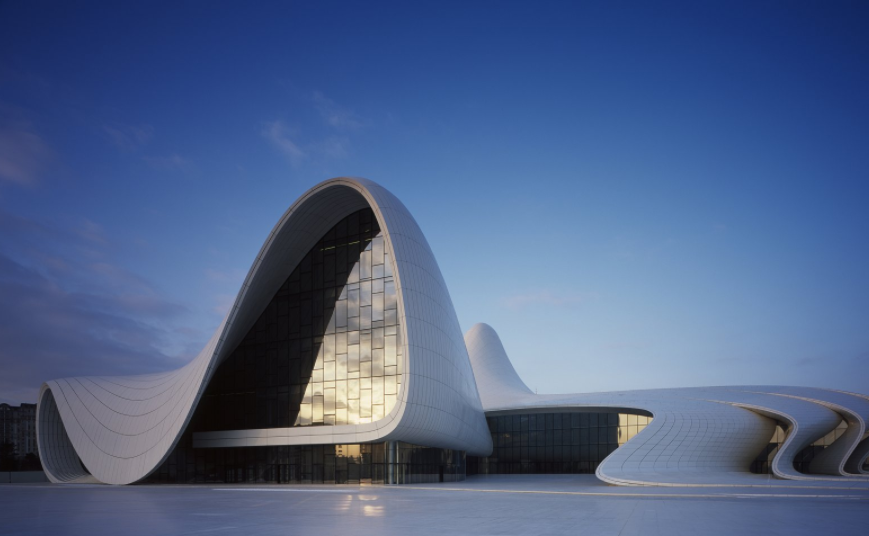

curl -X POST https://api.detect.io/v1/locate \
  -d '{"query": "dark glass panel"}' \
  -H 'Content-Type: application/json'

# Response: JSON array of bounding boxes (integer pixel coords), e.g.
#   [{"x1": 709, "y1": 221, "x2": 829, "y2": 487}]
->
[
  {"x1": 147, "y1": 441, "x2": 461, "y2": 485},
  {"x1": 467, "y1": 412, "x2": 652, "y2": 476},
  {"x1": 188, "y1": 208, "x2": 401, "y2": 433}
]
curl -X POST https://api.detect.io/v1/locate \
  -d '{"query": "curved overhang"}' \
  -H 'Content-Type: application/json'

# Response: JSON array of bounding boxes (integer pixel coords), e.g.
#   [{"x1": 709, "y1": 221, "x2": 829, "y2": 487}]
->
[
  {"x1": 37, "y1": 178, "x2": 491, "y2": 485},
  {"x1": 465, "y1": 322, "x2": 869, "y2": 486},
  {"x1": 727, "y1": 400, "x2": 840, "y2": 481}
]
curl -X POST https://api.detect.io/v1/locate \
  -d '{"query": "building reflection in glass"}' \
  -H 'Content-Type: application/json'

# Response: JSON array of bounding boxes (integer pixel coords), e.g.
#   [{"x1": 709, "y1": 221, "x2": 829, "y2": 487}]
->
[
  {"x1": 193, "y1": 208, "x2": 402, "y2": 433},
  {"x1": 144, "y1": 441, "x2": 465, "y2": 485},
  {"x1": 294, "y1": 230, "x2": 402, "y2": 426}
]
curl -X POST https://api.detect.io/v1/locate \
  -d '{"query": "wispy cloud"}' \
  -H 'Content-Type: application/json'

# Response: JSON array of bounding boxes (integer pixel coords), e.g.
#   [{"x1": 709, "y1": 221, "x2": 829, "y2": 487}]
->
[
  {"x1": 313, "y1": 91, "x2": 362, "y2": 130},
  {"x1": 103, "y1": 123, "x2": 153, "y2": 151},
  {"x1": 261, "y1": 91, "x2": 363, "y2": 165},
  {"x1": 597, "y1": 341, "x2": 651, "y2": 354},
  {"x1": 0, "y1": 209, "x2": 202, "y2": 404},
  {"x1": 501, "y1": 290, "x2": 588, "y2": 311},
  {"x1": 261, "y1": 120, "x2": 305, "y2": 165},
  {"x1": 74, "y1": 219, "x2": 108, "y2": 245},
  {"x1": 0, "y1": 127, "x2": 51, "y2": 185},
  {"x1": 794, "y1": 355, "x2": 825, "y2": 367},
  {"x1": 311, "y1": 136, "x2": 350, "y2": 159},
  {"x1": 144, "y1": 154, "x2": 194, "y2": 172},
  {"x1": 205, "y1": 267, "x2": 245, "y2": 283}
]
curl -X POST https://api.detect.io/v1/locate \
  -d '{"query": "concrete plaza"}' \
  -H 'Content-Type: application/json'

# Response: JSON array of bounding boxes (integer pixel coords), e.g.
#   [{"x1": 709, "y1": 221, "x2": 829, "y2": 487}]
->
[{"x1": 2, "y1": 475, "x2": 868, "y2": 536}]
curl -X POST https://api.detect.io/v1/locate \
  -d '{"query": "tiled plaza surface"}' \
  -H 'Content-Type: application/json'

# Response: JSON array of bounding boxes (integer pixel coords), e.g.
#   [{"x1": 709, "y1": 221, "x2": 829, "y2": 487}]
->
[{"x1": 2, "y1": 475, "x2": 868, "y2": 536}]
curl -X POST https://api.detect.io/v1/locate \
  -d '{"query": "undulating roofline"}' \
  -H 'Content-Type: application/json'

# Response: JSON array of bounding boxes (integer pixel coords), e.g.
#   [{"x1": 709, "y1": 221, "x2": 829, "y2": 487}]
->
[
  {"x1": 36, "y1": 177, "x2": 868, "y2": 487},
  {"x1": 464, "y1": 322, "x2": 869, "y2": 486},
  {"x1": 37, "y1": 178, "x2": 490, "y2": 485}
]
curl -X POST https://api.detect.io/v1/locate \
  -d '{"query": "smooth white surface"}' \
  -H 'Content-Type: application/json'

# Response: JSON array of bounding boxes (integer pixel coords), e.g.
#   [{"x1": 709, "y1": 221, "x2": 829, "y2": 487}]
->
[
  {"x1": 465, "y1": 322, "x2": 869, "y2": 486},
  {"x1": 37, "y1": 178, "x2": 491, "y2": 485},
  {"x1": 35, "y1": 178, "x2": 867, "y2": 488}
]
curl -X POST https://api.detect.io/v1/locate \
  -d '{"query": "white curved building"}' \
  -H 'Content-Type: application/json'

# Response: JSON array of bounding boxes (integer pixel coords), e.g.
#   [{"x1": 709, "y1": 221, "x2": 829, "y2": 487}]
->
[
  {"x1": 465, "y1": 323, "x2": 869, "y2": 486},
  {"x1": 36, "y1": 178, "x2": 869, "y2": 486}
]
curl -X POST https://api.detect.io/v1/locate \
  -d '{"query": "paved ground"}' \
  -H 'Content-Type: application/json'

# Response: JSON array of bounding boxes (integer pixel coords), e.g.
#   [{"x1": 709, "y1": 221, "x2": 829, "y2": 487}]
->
[{"x1": 2, "y1": 475, "x2": 868, "y2": 536}]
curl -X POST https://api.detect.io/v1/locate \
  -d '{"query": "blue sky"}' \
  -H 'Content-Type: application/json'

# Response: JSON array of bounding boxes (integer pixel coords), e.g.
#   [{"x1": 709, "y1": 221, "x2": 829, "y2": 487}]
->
[{"x1": 1, "y1": 1, "x2": 867, "y2": 404}]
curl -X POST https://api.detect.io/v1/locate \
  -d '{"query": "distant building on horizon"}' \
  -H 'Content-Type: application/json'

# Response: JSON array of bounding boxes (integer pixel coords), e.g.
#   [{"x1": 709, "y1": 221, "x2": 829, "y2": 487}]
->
[{"x1": 0, "y1": 403, "x2": 38, "y2": 460}]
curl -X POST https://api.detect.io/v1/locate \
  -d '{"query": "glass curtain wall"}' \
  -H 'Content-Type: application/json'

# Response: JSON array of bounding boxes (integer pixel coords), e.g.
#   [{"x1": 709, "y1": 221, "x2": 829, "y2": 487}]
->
[
  {"x1": 468, "y1": 412, "x2": 652, "y2": 475},
  {"x1": 143, "y1": 209, "x2": 466, "y2": 485},
  {"x1": 393, "y1": 442, "x2": 466, "y2": 484},
  {"x1": 143, "y1": 439, "x2": 465, "y2": 484},
  {"x1": 192, "y1": 208, "x2": 402, "y2": 433},
  {"x1": 145, "y1": 440, "x2": 387, "y2": 484}
]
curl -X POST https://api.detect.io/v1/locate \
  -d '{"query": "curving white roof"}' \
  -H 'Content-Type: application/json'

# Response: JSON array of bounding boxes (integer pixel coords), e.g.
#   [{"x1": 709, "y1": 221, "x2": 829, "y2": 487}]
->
[
  {"x1": 37, "y1": 178, "x2": 491, "y2": 485},
  {"x1": 35, "y1": 177, "x2": 867, "y2": 488},
  {"x1": 465, "y1": 322, "x2": 869, "y2": 486}
]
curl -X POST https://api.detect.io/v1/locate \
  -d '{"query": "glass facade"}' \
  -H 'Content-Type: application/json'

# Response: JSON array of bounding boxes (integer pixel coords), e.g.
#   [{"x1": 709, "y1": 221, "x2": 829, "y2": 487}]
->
[
  {"x1": 468, "y1": 412, "x2": 651, "y2": 475},
  {"x1": 393, "y1": 443, "x2": 466, "y2": 484},
  {"x1": 146, "y1": 439, "x2": 387, "y2": 484},
  {"x1": 750, "y1": 419, "x2": 849, "y2": 474},
  {"x1": 143, "y1": 439, "x2": 464, "y2": 484},
  {"x1": 141, "y1": 209, "x2": 466, "y2": 485},
  {"x1": 193, "y1": 208, "x2": 402, "y2": 432}
]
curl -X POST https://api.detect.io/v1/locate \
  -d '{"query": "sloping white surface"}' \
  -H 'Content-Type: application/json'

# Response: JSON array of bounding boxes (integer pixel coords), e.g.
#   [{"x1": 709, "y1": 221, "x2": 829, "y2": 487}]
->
[
  {"x1": 37, "y1": 178, "x2": 491, "y2": 485},
  {"x1": 465, "y1": 322, "x2": 869, "y2": 486}
]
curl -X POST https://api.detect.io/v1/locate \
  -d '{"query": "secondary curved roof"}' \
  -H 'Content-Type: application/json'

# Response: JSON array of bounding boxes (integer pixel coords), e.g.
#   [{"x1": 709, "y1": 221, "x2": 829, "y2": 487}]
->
[{"x1": 465, "y1": 322, "x2": 869, "y2": 486}]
